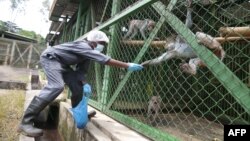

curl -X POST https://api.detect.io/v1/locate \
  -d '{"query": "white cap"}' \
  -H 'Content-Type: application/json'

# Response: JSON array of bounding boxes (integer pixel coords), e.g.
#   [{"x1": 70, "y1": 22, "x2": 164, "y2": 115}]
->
[{"x1": 87, "y1": 30, "x2": 109, "y2": 43}]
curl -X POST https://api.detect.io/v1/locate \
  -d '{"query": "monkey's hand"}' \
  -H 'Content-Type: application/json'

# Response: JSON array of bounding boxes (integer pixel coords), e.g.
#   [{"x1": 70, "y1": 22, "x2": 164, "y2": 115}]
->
[{"x1": 141, "y1": 60, "x2": 151, "y2": 67}]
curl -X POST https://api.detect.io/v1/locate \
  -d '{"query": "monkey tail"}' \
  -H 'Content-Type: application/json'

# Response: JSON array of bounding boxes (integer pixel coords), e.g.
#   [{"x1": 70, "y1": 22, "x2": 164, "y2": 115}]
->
[
  {"x1": 219, "y1": 48, "x2": 226, "y2": 61},
  {"x1": 213, "y1": 46, "x2": 226, "y2": 61}
]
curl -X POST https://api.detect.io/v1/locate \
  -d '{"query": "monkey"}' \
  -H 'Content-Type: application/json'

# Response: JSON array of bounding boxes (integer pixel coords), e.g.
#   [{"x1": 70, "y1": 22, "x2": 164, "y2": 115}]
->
[
  {"x1": 141, "y1": 0, "x2": 194, "y2": 66},
  {"x1": 141, "y1": 0, "x2": 225, "y2": 75},
  {"x1": 196, "y1": 32, "x2": 224, "y2": 52},
  {"x1": 147, "y1": 95, "x2": 162, "y2": 125},
  {"x1": 123, "y1": 19, "x2": 156, "y2": 40},
  {"x1": 179, "y1": 32, "x2": 225, "y2": 75}
]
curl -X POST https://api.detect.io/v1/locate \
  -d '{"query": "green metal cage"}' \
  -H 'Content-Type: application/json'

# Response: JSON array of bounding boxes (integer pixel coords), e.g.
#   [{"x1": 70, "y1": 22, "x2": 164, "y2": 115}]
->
[{"x1": 56, "y1": 0, "x2": 250, "y2": 140}]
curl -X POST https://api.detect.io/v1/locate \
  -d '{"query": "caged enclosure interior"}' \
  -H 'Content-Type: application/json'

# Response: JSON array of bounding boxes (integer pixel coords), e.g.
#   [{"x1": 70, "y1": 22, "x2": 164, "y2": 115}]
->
[{"x1": 49, "y1": 0, "x2": 250, "y2": 140}]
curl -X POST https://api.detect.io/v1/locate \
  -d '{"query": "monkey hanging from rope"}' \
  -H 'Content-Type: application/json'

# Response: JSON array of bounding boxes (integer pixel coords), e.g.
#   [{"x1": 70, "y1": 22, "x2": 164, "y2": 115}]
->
[{"x1": 141, "y1": 0, "x2": 225, "y2": 75}]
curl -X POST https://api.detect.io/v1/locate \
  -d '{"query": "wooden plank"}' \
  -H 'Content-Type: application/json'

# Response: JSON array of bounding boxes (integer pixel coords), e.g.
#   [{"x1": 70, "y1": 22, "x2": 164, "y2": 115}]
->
[
  {"x1": 27, "y1": 45, "x2": 33, "y2": 68},
  {"x1": 12, "y1": 45, "x2": 30, "y2": 65},
  {"x1": 9, "y1": 41, "x2": 16, "y2": 64},
  {"x1": 4, "y1": 44, "x2": 10, "y2": 65},
  {"x1": 15, "y1": 43, "x2": 25, "y2": 63},
  {"x1": 0, "y1": 37, "x2": 37, "y2": 45}
]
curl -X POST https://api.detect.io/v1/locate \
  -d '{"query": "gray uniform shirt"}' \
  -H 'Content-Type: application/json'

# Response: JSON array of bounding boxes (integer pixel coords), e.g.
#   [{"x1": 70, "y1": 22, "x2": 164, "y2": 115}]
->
[
  {"x1": 42, "y1": 40, "x2": 111, "y2": 65},
  {"x1": 41, "y1": 40, "x2": 111, "y2": 80}
]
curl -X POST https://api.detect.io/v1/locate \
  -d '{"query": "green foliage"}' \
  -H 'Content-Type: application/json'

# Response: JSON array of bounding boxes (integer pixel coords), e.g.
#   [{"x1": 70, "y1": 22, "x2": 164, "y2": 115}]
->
[
  {"x1": 18, "y1": 29, "x2": 46, "y2": 44},
  {"x1": 0, "y1": 21, "x2": 16, "y2": 32},
  {"x1": 0, "y1": 21, "x2": 8, "y2": 31},
  {"x1": 0, "y1": 20, "x2": 45, "y2": 44},
  {"x1": 18, "y1": 29, "x2": 36, "y2": 38}
]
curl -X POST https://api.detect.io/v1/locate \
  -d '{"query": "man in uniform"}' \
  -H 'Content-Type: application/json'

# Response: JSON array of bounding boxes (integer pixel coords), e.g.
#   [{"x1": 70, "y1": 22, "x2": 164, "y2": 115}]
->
[{"x1": 17, "y1": 30, "x2": 143, "y2": 137}]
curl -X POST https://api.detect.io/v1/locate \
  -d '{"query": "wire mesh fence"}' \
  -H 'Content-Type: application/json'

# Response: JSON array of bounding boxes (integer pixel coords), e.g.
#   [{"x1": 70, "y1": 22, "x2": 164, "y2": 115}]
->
[{"x1": 59, "y1": 0, "x2": 250, "y2": 140}]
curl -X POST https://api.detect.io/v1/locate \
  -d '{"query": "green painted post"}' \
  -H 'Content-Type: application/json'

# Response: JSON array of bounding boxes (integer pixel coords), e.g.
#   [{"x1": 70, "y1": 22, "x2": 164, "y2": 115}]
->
[
  {"x1": 62, "y1": 16, "x2": 68, "y2": 42},
  {"x1": 100, "y1": 0, "x2": 110, "y2": 23},
  {"x1": 89, "y1": 1, "x2": 103, "y2": 103},
  {"x1": 90, "y1": 2, "x2": 96, "y2": 29},
  {"x1": 80, "y1": 13, "x2": 87, "y2": 35},
  {"x1": 101, "y1": 0, "x2": 121, "y2": 111},
  {"x1": 84, "y1": 8, "x2": 91, "y2": 33},
  {"x1": 74, "y1": 0, "x2": 83, "y2": 39}
]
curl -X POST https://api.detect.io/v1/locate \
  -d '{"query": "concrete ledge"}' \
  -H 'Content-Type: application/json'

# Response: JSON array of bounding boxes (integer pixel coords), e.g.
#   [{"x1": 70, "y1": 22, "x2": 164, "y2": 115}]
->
[
  {"x1": 19, "y1": 87, "x2": 66, "y2": 141},
  {"x1": 89, "y1": 107, "x2": 151, "y2": 141},
  {"x1": 20, "y1": 85, "x2": 150, "y2": 141},
  {"x1": 58, "y1": 102, "x2": 112, "y2": 141},
  {"x1": 0, "y1": 80, "x2": 27, "y2": 90},
  {"x1": 58, "y1": 102, "x2": 151, "y2": 141}
]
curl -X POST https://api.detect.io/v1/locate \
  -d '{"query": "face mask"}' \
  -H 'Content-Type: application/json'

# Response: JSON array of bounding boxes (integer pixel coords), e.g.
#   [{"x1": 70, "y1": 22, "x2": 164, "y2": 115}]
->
[{"x1": 95, "y1": 44, "x2": 104, "y2": 52}]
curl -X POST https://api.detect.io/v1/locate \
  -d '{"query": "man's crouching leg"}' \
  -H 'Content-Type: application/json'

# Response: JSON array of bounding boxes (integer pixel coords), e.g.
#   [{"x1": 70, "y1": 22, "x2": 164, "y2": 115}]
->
[{"x1": 17, "y1": 96, "x2": 49, "y2": 137}]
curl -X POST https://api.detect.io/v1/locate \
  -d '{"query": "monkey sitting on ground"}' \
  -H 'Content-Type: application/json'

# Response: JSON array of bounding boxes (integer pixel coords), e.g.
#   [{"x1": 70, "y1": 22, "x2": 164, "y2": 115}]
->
[
  {"x1": 141, "y1": 0, "x2": 225, "y2": 75},
  {"x1": 123, "y1": 19, "x2": 156, "y2": 40},
  {"x1": 147, "y1": 96, "x2": 162, "y2": 125}
]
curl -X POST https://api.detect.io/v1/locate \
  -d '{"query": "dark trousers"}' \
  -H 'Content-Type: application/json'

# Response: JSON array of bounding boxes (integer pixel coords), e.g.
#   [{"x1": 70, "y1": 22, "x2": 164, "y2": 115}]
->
[
  {"x1": 39, "y1": 56, "x2": 83, "y2": 107},
  {"x1": 63, "y1": 70, "x2": 83, "y2": 108}
]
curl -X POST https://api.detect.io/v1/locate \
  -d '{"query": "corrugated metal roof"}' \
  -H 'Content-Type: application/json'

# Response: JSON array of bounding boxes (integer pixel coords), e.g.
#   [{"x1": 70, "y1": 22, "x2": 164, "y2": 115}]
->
[
  {"x1": 46, "y1": 0, "x2": 91, "y2": 42},
  {"x1": 0, "y1": 30, "x2": 37, "y2": 43},
  {"x1": 49, "y1": 0, "x2": 79, "y2": 21}
]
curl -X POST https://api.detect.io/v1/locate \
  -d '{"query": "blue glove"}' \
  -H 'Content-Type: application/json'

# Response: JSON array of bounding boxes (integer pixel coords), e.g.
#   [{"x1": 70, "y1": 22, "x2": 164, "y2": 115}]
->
[
  {"x1": 127, "y1": 63, "x2": 143, "y2": 71},
  {"x1": 83, "y1": 83, "x2": 92, "y2": 97}
]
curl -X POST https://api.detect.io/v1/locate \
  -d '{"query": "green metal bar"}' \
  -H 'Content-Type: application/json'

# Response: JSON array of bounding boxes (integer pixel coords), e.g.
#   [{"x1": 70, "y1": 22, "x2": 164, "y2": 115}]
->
[
  {"x1": 87, "y1": 1, "x2": 102, "y2": 102},
  {"x1": 100, "y1": 0, "x2": 110, "y2": 23},
  {"x1": 60, "y1": 16, "x2": 67, "y2": 43},
  {"x1": 94, "y1": 64, "x2": 102, "y2": 102},
  {"x1": 106, "y1": 0, "x2": 178, "y2": 109},
  {"x1": 63, "y1": 23, "x2": 69, "y2": 42},
  {"x1": 89, "y1": 99, "x2": 102, "y2": 111},
  {"x1": 74, "y1": 0, "x2": 83, "y2": 39},
  {"x1": 90, "y1": 2, "x2": 96, "y2": 29},
  {"x1": 89, "y1": 1, "x2": 103, "y2": 103},
  {"x1": 76, "y1": 0, "x2": 158, "y2": 41},
  {"x1": 84, "y1": 8, "x2": 91, "y2": 33},
  {"x1": 70, "y1": 25, "x2": 75, "y2": 41},
  {"x1": 153, "y1": 2, "x2": 250, "y2": 114},
  {"x1": 100, "y1": 65, "x2": 111, "y2": 110},
  {"x1": 80, "y1": 13, "x2": 87, "y2": 35},
  {"x1": 100, "y1": 0, "x2": 121, "y2": 110},
  {"x1": 104, "y1": 109, "x2": 179, "y2": 141}
]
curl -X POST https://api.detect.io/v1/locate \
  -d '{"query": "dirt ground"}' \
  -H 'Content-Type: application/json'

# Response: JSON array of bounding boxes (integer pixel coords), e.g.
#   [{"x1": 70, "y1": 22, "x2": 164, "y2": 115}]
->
[{"x1": 133, "y1": 112, "x2": 223, "y2": 141}]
